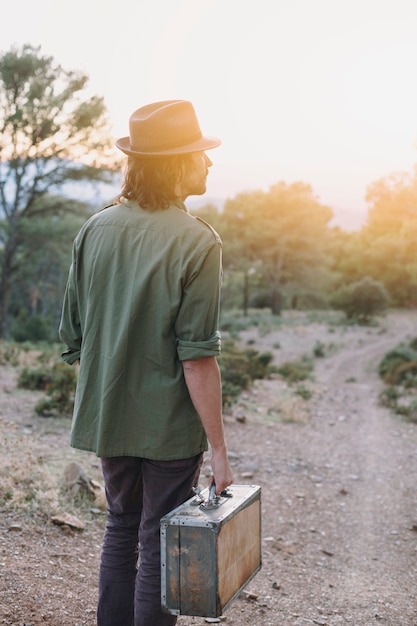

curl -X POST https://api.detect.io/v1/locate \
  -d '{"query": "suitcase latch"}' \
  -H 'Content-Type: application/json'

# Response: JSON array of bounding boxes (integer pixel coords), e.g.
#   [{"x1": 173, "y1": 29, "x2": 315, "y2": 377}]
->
[{"x1": 199, "y1": 482, "x2": 233, "y2": 510}]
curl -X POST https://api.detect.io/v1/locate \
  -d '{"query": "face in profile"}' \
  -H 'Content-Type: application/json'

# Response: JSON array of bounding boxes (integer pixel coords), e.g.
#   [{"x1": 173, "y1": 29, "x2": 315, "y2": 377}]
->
[{"x1": 179, "y1": 152, "x2": 213, "y2": 198}]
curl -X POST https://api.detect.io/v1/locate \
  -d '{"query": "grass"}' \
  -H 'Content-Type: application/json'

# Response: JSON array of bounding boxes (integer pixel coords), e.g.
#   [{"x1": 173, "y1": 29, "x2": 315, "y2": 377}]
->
[{"x1": 0, "y1": 407, "x2": 102, "y2": 520}]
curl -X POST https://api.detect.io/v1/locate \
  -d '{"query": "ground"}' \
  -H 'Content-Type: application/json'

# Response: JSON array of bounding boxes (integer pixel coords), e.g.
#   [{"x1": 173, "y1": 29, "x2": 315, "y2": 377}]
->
[{"x1": 1, "y1": 310, "x2": 417, "y2": 626}]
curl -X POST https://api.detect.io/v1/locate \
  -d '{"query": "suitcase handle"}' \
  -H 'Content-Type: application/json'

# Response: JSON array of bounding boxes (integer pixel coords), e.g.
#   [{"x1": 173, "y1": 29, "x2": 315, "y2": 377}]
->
[{"x1": 200, "y1": 481, "x2": 233, "y2": 510}]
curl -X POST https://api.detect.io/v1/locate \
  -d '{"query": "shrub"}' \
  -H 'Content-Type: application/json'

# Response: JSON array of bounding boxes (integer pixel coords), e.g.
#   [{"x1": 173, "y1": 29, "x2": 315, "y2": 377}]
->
[
  {"x1": 10, "y1": 311, "x2": 55, "y2": 342},
  {"x1": 18, "y1": 366, "x2": 53, "y2": 390},
  {"x1": 36, "y1": 362, "x2": 77, "y2": 416},
  {"x1": 295, "y1": 384, "x2": 313, "y2": 400},
  {"x1": 313, "y1": 341, "x2": 326, "y2": 357},
  {"x1": 249, "y1": 289, "x2": 273, "y2": 309},
  {"x1": 18, "y1": 361, "x2": 77, "y2": 416},
  {"x1": 218, "y1": 339, "x2": 273, "y2": 407},
  {"x1": 379, "y1": 385, "x2": 401, "y2": 409},
  {"x1": 403, "y1": 399, "x2": 417, "y2": 423},
  {"x1": 0, "y1": 341, "x2": 21, "y2": 366},
  {"x1": 331, "y1": 276, "x2": 389, "y2": 322},
  {"x1": 378, "y1": 342, "x2": 417, "y2": 385},
  {"x1": 378, "y1": 338, "x2": 417, "y2": 423},
  {"x1": 277, "y1": 356, "x2": 314, "y2": 383}
]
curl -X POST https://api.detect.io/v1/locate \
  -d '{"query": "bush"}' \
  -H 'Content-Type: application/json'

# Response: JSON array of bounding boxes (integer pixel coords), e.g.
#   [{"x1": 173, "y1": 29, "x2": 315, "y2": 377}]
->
[
  {"x1": 18, "y1": 366, "x2": 53, "y2": 390},
  {"x1": 277, "y1": 356, "x2": 314, "y2": 383},
  {"x1": 0, "y1": 341, "x2": 21, "y2": 366},
  {"x1": 378, "y1": 342, "x2": 417, "y2": 385},
  {"x1": 295, "y1": 384, "x2": 313, "y2": 400},
  {"x1": 378, "y1": 338, "x2": 417, "y2": 423},
  {"x1": 379, "y1": 385, "x2": 400, "y2": 408},
  {"x1": 249, "y1": 289, "x2": 273, "y2": 309},
  {"x1": 218, "y1": 339, "x2": 273, "y2": 407},
  {"x1": 18, "y1": 361, "x2": 77, "y2": 416},
  {"x1": 313, "y1": 341, "x2": 326, "y2": 357},
  {"x1": 10, "y1": 311, "x2": 55, "y2": 342},
  {"x1": 331, "y1": 276, "x2": 389, "y2": 322}
]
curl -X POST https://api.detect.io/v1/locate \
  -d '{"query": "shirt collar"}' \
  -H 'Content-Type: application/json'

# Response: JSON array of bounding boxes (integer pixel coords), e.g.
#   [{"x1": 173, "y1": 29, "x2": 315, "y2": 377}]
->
[{"x1": 172, "y1": 199, "x2": 189, "y2": 213}]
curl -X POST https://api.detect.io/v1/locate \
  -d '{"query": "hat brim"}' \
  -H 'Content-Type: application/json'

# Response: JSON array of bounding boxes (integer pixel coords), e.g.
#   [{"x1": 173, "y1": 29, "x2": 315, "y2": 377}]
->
[{"x1": 115, "y1": 135, "x2": 221, "y2": 156}]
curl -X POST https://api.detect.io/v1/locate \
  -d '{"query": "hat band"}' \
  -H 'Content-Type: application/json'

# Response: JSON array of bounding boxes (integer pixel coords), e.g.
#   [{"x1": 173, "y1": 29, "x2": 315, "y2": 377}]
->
[{"x1": 131, "y1": 130, "x2": 203, "y2": 153}]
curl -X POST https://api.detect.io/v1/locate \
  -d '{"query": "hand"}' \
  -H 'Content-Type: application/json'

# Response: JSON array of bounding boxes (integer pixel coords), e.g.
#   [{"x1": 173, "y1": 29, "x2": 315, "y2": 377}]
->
[{"x1": 210, "y1": 446, "x2": 234, "y2": 494}]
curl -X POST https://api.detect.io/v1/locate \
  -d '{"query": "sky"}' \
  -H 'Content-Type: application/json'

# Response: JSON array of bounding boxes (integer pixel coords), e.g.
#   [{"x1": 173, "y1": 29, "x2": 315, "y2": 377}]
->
[{"x1": 3, "y1": 0, "x2": 417, "y2": 228}]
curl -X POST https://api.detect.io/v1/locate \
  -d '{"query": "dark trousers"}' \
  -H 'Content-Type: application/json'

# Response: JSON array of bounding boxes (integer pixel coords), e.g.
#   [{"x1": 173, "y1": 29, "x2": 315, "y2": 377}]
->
[{"x1": 97, "y1": 453, "x2": 203, "y2": 626}]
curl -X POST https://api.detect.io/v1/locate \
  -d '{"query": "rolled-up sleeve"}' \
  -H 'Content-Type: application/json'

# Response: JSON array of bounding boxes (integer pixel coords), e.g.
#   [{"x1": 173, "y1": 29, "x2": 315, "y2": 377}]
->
[
  {"x1": 175, "y1": 240, "x2": 222, "y2": 361},
  {"x1": 176, "y1": 330, "x2": 221, "y2": 361}
]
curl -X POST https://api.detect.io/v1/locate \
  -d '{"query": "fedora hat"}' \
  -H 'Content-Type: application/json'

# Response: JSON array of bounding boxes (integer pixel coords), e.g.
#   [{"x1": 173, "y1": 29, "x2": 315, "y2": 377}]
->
[{"x1": 116, "y1": 100, "x2": 221, "y2": 156}]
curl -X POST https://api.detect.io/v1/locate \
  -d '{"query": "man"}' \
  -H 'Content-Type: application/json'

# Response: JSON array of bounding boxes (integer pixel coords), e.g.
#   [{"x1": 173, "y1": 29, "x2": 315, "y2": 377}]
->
[{"x1": 59, "y1": 100, "x2": 234, "y2": 626}]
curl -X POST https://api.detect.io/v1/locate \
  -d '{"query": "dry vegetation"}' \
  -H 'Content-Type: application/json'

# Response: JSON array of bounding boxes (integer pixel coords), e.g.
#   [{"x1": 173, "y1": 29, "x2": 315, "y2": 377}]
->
[{"x1": 1, "y1": 310, "x2": 417, "y2": 625}]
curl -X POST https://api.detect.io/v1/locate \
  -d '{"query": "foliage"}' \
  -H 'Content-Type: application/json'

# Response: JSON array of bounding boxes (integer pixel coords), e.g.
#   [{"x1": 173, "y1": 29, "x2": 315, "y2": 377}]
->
[
  {"x1": 379, "y1": 387, "x2": 417, "y2": 424},
  {"x1": 10, "y1": 310, "x2": 55, "y2": 342},
  {"x1": 0, "y1": 340, "x2": 21, "y2": 365},
  {"x1": 379, "y1": 385, "x2": 401, "y2": 408},
  {"x1": 331, "y1": 276, "x2": 389, "y2": 322},
  {"x1": 294, "y1": 384, "x2": 313, "y2": 400},
  {"x1": 0, "y1": 43, "x2": 117, "y2": 338},
  {"x1": 378, "y1": 338, "x2": 417, "y2": 424},
  {"x1": 313, "y1": 341, "x2": 326, "y2": 357},
  {"x1": 7, "y1": 197, "x2": 89, "y2": 340},
  {"x1": 378, "y1": 342, "x2": 417, "y2": 386},
  {"x1": 18, "y1": 365, "x2": 53, "y2": 391},
  {"x1": 276, "y1": 356, "x2": 314, "y2": 383},
  {"x1": 218, "y1": 338, "x2": 274, "y2": 407},
  {"x1": 197, "y1": 182, "x2": 334, "y2": 314},
  {"x1": 361, "y1": 168, "x2": 417, "y2": 306},
  {"x1": 18, "y1": 361, "x2": 77, "y2": 416}
]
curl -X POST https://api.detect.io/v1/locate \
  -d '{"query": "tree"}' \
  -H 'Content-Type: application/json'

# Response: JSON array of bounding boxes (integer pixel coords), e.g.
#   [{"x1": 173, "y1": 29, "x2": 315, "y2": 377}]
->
[
  {"x1": 325, "y1": 227, "x2": 364, "y2": 286},
  {"x1": 0, "y1": 44, "x2": 116, "y2": 337},
  {"x1": 218, "y1": 182, "x2": 334, "y2": 313},
  {"x1": 8, "y1": 194, "x2": 90, "y2": 340},
  {"x1": 360, "y1": 168, "x2": 417, "y2": 305}
]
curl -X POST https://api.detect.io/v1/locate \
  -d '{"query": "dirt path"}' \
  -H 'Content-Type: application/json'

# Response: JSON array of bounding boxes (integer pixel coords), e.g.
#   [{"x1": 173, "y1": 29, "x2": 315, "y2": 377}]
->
[
  {"x1": 294, "y1": 316, "x2": 417, "y2": 625},
  {"x1": 181, "y1": 311, "x2": 417, "y2": 625},
  {"x1": 1, "y1": 311, "x2": 417, "y2": 625}
]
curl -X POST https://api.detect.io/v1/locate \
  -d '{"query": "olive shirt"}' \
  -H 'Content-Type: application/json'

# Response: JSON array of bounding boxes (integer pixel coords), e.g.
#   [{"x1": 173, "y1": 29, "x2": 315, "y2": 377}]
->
[{"x1": 59, "y1": 199, "x2": 222, "y2": 460}]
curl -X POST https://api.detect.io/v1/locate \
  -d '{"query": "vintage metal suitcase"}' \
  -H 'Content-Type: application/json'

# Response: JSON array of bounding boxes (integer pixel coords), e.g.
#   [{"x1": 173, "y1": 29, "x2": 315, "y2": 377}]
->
[{"x1": 160, "y1": 483, "x2": 261, "y2": 617}]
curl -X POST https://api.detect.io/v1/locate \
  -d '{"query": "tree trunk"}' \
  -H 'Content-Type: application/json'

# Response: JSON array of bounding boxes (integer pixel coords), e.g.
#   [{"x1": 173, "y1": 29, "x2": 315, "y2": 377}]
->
[
  {"x1": 0, "y1": 238, "x2": 18, "y2": 339},
  {"x1": 0, "y1": 275, "x2": 12, "y2": 339},
  {"x1": 271, "y1": 290, "x2": 282, "y2": 316}
]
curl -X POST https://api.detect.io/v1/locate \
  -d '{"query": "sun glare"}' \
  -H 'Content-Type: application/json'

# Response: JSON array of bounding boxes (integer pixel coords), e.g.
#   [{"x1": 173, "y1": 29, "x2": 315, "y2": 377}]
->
[{"x1": 2, "y1": 0, "x2": 417, "y2": 225}]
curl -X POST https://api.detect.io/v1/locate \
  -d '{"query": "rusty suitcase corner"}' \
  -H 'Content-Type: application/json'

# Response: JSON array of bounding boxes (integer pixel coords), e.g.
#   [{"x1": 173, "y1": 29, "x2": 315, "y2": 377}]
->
[{"x1": 160, "y1": 484, "x2": 262, "y2": 618}]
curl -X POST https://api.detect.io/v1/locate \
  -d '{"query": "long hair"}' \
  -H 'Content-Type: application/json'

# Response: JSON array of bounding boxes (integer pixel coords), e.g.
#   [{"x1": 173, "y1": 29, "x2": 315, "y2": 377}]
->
[{"x1": 116, "y1": 153, "x2": 195, "y2": 211}]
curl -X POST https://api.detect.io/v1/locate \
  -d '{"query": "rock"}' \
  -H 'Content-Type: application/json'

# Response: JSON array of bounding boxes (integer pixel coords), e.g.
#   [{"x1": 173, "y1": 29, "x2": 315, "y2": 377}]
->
[
  {"x1": 321, "y1": 547, "x2": 335, "y2": 557},
  {"x1": 51, "y1": 513, "x2": 85, "y2": 531},
  {"x1": 90, "y1": 479, "x2": 107, "y2": 510},
  {"x1": 64, "y1": 462, "x2": 95, "y2": 498},
  {"x1": 8, "y1": 524, "x2": 22, "y2": 532},
  {"x1": 242, "y1": 590, "x2": 259, "y2": 600},
  {"x1": 241, "y1": 471, "x2": 254, "y2": 479},
  {"x1": 63, "y1": 463, "x2": 106, "y2": 509}
]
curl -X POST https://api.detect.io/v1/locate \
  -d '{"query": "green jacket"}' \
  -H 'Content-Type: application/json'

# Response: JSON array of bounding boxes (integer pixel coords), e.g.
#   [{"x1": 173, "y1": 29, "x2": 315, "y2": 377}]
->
[{"x1": 59, "y1": 199, "x2": 222, "y2": 459}]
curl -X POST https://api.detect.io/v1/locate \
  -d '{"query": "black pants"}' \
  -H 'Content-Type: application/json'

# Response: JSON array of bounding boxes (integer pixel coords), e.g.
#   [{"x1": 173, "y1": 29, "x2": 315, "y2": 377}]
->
[{"x1": 97, "y1": 453, "x2": 203, "y2": 626}]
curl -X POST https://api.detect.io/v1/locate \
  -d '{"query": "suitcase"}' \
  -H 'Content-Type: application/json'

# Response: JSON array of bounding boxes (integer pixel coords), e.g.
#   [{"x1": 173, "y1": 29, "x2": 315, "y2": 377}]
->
[{"x1": 160, "y1": 483, "x2": 261, "y2": 617}]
